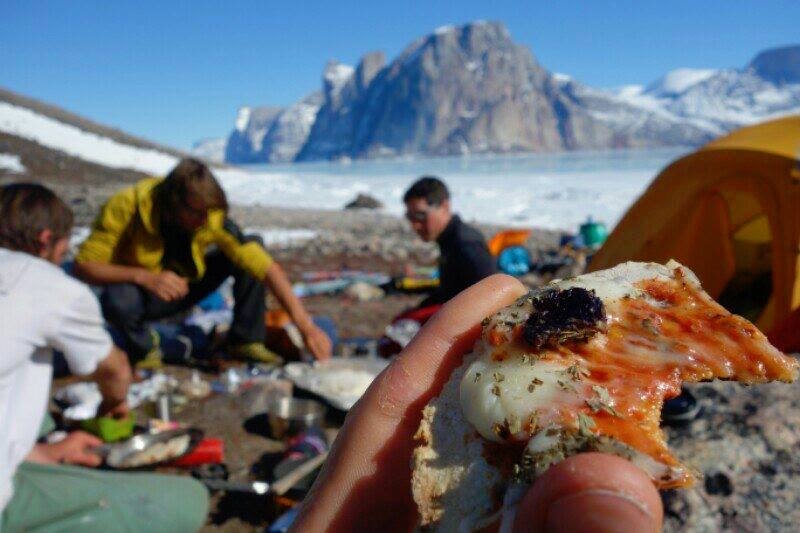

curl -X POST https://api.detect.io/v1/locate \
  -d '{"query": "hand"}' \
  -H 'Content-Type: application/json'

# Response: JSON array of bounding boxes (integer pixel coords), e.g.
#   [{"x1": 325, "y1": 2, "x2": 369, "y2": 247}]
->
[
  {"x1": 40, "y1": 431, "x2": 104, "y2": 467},
  {"x1": 292, "y1": 275, "x2": 663, "y2": 532},
  {"x1": 138, "y1": 270, "x2": 189, "y2": 301},
  {"x1": 299, "y1": 322, "x2": 333, "y2": 361},
  {"x1": 98, "y1": 399, "x2": 130, "y2": 419}
]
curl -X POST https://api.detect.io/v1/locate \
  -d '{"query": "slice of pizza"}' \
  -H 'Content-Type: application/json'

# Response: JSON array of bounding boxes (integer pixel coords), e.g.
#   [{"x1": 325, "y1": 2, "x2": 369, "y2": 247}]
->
[{"x1": 412, "y1": 261, "x2": 798, "y2": 531}]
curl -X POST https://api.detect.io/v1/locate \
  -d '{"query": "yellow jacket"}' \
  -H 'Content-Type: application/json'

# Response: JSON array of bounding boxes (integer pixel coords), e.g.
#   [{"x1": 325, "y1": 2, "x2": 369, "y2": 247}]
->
[{"x1": 76, "y1": 177, "x2": 273, "y2": 281}]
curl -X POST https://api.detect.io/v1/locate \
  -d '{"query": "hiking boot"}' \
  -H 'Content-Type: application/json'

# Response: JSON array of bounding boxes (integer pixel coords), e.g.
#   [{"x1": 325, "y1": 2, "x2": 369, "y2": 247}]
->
[
  {"x1": 136, "y1": 346, "x2": 164, "y2": 370},
  {"x1": 227, "y1": 342, "x2": 284, "y2": 365},
  {"x1": 662, "y1": 389, "x2": 701, "y2": 425},
  {"x1": 135, "y1": 330, "x2": 164, "y2": 370}
]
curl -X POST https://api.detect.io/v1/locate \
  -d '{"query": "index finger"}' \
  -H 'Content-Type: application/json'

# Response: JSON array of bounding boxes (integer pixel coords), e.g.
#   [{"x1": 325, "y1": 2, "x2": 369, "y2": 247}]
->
[
  {"x1": 75, "y1": 431, "x2": 103, "y2": 446},
  {"x1": 295, "y1": 274, "x2": 527, "y2": 532}
]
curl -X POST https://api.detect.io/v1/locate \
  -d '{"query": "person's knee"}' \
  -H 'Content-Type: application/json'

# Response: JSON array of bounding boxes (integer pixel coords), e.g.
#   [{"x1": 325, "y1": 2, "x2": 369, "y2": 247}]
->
[
  {"x1": 160, "y1": 477, "x2": 209, "y2": 531},
  {"x1": 181, "y1": 478, "x2": 210, "y2": 530},
  {"x1": 100, "y1": 283, "x2": 144, "y2": 322}
]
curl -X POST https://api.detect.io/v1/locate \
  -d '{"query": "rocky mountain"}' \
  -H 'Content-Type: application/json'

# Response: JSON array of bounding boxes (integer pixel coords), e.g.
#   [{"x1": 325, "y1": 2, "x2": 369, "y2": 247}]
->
[
  {"x1": 224, "y1": 106, "x2": 284, "y2": 163},
  {"x1": 219, "y1": 24, "x2": 799, "y2": 163},
  {"x1": 297, "y1": 22, "x2": 655, "y2": 160},
  {"x1": 224, "y1": 65, "x2": 346, "y2": 164},
  {"x1": 258, "y1": 91, "x2": 324, "y2": 163}
]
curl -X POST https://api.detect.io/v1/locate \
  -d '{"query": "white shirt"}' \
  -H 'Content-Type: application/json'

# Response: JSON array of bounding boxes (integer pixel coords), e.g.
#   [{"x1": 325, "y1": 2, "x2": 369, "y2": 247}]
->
[{"x1": 0, "y1": 249, "x2": 112, "y2": 510}]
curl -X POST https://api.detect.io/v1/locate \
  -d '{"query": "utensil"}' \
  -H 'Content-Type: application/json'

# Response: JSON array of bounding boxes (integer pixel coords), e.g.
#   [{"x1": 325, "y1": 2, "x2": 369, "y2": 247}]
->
[
  {"x1": 92, "y1": 428, "x2": 203, "y2": 469},
  {"x1": 270, "y1": 451, "x2": 328, "y2": 495},
  {"x1": 200, "y1": 451, "x2": 328, "y2": 496},
  {"x1": 266, "y1": 397, "x2": 326, "y2": 439},
  {"x1": 156, "y1": 393, "x2": 172, "y2": 422},
  {"x1": 202, "y1": 479, "x2": 270, "y2": 494}
]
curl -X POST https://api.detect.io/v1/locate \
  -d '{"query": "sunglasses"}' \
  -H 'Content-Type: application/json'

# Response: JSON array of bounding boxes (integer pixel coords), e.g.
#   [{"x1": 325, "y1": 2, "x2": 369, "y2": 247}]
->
[
  {"x1": 405, "y1": 203, "x2": 440, "y2": 222},
  {"x1": 405, "y1": 209, "x2": 430, "y2": 222}
]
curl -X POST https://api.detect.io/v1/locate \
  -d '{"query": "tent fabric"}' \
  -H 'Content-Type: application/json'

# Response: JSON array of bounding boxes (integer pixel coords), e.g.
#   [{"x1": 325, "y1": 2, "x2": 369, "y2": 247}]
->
[
  {"x1": 590, "y1": 115, "x2": 800, "y2": 332},
  {"x1": 488, "y1": 229, "x2": 531, "y2": 256}
]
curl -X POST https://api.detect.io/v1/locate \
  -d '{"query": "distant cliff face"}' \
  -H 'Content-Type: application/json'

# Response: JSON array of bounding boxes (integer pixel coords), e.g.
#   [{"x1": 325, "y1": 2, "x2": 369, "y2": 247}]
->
[
  {"x1": 299, "y1": 22, "x2": 621, "y2": 160},
  {"x1": 224, "y1": 92, "x2": 324, "y2": 164},
  {"x1": 257, "y1": 91, "x2": 324, "y2": 163},
  {"x1": 225, "y1": 106, "x2": 283, "y2": 163},
  {"x1": 220, "y1": 23, "x2": 800, "y2": 163},
  {"x1": 294, "y1": 60, "x2": 365, "y2": 161}
]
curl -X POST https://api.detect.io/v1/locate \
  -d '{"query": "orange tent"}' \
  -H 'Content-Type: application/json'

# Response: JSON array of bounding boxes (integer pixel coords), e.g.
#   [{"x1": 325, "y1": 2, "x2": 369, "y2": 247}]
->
[
  {"x1": 487, "y1": 229, "x2": 532, "y2": 256},
  {"x1": 590, "y1": 115, "x2": 800, "y2": 334}
]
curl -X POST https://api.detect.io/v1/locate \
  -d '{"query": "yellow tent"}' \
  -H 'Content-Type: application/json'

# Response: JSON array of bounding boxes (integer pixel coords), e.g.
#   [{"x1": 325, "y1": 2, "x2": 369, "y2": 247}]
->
[{"x1": 590, "y1": 115, "x2": 800, "y2": 332}]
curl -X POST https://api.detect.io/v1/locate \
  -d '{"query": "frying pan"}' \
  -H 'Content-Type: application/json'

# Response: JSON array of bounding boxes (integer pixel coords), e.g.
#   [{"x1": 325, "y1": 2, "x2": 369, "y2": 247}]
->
[{"x1": 93, "y1": 428, "x2": 204, "y2": 469}]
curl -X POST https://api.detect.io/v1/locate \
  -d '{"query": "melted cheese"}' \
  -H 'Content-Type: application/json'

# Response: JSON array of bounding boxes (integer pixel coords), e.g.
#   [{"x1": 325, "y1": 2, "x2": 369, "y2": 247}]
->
[{"x1": 460, "y1": 261, "x2": 798, "y2": 488}]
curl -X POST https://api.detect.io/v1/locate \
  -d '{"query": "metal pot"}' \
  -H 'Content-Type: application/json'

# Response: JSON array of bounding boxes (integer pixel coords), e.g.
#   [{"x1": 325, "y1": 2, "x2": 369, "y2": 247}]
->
[{"x1": 266, "y1": 397, "x2": 326, "y2": 439}]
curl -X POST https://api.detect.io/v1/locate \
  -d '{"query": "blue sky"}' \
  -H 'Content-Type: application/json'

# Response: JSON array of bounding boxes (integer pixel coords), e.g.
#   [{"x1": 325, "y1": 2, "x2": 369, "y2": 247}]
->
[{"x1": 2, "y1": 1, "x2": 798, "y2": 149}]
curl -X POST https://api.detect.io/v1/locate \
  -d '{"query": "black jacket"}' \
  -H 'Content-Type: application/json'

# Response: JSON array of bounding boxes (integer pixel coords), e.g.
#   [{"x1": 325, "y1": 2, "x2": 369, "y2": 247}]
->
[{"x1": 420, "y1": 215, "x2": 497, "y2": 307}]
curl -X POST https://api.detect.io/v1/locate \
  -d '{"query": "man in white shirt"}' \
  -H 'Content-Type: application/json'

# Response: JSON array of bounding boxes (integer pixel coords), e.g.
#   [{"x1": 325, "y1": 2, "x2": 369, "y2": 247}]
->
[{"x1": 0, "y1": 183, "x2": 208, "y2": 531}]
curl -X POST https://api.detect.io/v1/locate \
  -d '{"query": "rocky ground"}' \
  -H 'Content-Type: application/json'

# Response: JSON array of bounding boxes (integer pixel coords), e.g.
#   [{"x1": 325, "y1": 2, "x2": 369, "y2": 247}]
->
[
  {"x1": 662, "y1": 380, "x2": 800, "y2": 532},
  {"x1": 32, "y1": 181, "x2": 800, "y2": 531}
]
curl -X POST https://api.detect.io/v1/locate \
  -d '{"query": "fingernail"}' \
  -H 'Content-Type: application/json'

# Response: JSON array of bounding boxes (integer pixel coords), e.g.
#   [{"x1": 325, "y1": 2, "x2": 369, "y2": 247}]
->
[{"x1": 545, "y1": 489, "x2": 657, "y2": 533}]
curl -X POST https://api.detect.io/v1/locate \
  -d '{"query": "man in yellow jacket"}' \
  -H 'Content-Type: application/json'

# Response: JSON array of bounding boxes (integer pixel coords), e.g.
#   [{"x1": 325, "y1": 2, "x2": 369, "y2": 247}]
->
[{"x1": 74, "y1": 158, "x2": 331, "y2": 365}]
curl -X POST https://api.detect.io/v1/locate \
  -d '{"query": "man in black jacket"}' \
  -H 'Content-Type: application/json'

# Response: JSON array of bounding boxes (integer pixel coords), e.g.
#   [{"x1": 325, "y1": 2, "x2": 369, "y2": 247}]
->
[{"x1": 403, "y1": 176, "x2": 496, "y2": 307}]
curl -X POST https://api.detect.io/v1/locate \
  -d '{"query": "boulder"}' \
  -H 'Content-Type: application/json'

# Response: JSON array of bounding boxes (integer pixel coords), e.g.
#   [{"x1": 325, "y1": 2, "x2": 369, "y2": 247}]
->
[{"x1": 344, "y1": 193, "x2": 383, "y2": 210}]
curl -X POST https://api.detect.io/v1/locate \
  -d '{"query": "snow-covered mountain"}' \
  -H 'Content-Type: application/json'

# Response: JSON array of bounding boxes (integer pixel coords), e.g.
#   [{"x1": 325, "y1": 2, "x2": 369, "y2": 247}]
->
[
  {"x1": 217, "y1": 24, "x2": 800, "y2": 163},
  {"x1": 610, "y1": 45, "x2": 800, "y2": 136}
]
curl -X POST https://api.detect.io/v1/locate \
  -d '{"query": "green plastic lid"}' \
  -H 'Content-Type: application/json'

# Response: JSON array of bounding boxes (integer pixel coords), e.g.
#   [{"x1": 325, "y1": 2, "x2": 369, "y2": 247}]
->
[{"x1": 80, "y1": 413, "x2": 136, "y2": 443}]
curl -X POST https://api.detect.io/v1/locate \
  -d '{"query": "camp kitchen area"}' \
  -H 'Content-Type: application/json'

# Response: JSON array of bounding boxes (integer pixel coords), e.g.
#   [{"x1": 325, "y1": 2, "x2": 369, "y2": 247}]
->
[
  {"x1": 45, "y1": 117, "x2": 800, "y2": 531},
  {"x1": 51, "y1": 345, "x2": 386, "y2": 528}
]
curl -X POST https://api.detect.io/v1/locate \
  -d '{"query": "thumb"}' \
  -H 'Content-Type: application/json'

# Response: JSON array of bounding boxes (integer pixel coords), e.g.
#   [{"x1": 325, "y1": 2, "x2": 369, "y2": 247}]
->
[
  {"x1": 512, "y1": 453, "x2": 663, "y2": 533},
  {"x1": 77, "y1": 450, "x2": 103, "y2": 467}
]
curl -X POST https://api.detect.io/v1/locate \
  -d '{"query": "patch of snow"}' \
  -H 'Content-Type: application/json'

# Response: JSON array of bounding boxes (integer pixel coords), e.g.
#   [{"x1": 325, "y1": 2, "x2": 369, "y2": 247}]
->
[
  {"x1": 0, "y1": 102, "x2": 177, "y2": 175},
  {"x1": 614, "y1": 85, "x2": 644, "y2": 99},
  {"x1": 324, "y1": 63, "x2": 355, "y2": 92},
  {"x1": 552, "y1": 72, "x2": 572, "y2": 84},
  {"x1": 235, "y1": 107, "x2": 251, "y2": 132},
  {"x1": 435, "y1": 24, "x2": 454, "y2": 35},
  {"x1": 754, "y1": 86, "x2": 795, "y2": 106},
  {"x1": 0, "y1": 153, "x2": 25, "y2": 173},
  {"x1": 645, "y1": 68, "x2": 719, "y2": 96}
]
